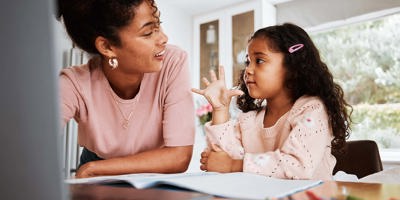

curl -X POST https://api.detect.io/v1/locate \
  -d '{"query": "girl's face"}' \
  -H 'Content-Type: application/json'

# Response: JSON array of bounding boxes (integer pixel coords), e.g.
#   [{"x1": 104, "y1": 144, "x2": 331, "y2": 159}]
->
[
  {"x1": 244, "y1": 37, "x2": 288, "y2": 100},
  {"x1": 112, "y1": 1, "x2": 168, "y2": 74}
]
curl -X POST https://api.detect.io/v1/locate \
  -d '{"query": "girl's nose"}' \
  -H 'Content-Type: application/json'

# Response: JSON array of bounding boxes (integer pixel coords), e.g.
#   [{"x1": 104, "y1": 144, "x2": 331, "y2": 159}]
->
[{"x1": 245, "y1": 64, "x2": 254, "y2": 75}]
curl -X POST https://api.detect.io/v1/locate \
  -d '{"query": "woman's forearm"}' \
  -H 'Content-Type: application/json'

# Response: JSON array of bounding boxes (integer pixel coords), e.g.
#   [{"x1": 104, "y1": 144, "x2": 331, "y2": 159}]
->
[{"x1": 76, "y1": 145, "x2": 193, "y2": 178}]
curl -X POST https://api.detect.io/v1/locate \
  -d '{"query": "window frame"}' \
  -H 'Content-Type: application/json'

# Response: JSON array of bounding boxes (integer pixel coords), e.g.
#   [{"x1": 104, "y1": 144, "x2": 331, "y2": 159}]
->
[{"x1": 306, "y1": 9, "x2": 400, "y2": 168}]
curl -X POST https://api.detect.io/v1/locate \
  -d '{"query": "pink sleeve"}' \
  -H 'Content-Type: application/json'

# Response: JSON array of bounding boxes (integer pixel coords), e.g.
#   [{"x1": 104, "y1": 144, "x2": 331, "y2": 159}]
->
[
  {"x1": 162, "y1": 49, "x2": 195, "y2": 146},
  {"x1": 204, "y1": 120, "x2": 245, "y2": 159},
  {"x1": 59, "y1": 72, "x2": 80, "y2": 128},
  {"x1": 243, "y1": 102, "x2": 332, "y2": 179}
]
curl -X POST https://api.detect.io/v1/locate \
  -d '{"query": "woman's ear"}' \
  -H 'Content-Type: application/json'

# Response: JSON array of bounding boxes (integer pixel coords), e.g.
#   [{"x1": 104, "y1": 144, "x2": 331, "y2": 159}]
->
[{"x1": 94, "y1": 36, "x2": 116, "y2": 58}]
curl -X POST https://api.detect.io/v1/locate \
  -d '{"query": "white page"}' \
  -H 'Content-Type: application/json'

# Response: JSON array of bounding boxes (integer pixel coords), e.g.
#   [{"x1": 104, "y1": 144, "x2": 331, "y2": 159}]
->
[
  {"x1": 65, "y1": 172, "x2": 217, "y2": 186},
  {"x1": 65, "y1": 173, "x2": 166, "y2": 184},
  {"x1": 66, "y1": 172, "x2": 322, "y2": 199}
]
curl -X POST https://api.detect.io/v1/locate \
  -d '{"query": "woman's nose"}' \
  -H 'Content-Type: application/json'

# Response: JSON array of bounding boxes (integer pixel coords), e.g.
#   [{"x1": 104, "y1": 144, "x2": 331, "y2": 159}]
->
[{"x1": 158, "y1": 28, "x2": 168, "y2": 46}]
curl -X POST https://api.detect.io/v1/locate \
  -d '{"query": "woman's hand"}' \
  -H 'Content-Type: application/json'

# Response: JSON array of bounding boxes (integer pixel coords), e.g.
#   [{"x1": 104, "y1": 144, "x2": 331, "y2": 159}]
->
[
  {"x1": 191, "y1": 66, "x2": 243, "y2": 124},
  {"x1": 75, "y1": 161, "x2": 97, "y2": 178},
  {"x1": 200, "y1": 148, "x2": 243, "y2": 173}
]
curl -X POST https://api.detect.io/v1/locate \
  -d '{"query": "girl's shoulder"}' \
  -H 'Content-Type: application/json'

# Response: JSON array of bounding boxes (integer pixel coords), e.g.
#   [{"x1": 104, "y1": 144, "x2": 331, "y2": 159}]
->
[{"x1": 289, "y1": 96, "x2": 326, "y2": 117}]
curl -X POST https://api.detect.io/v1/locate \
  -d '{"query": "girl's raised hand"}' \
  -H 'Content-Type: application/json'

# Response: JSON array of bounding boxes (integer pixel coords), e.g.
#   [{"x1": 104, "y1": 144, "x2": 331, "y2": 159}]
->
[{"x1": 191, "y1": 66, "x2": 243, "y2": 112}]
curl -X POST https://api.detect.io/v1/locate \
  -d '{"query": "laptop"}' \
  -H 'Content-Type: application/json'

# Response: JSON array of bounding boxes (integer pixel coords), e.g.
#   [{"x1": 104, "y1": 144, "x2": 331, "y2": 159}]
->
[{"x1": 0, "y1": 1, "x2": 66, "y2": 199}]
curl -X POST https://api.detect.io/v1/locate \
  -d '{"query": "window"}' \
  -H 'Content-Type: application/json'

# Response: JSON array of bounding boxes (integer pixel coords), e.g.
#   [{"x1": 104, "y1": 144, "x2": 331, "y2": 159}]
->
[
  {"x1": 199, "y1": 20, "x2": 219, "y2": 88},
  {"x1": 232, "y1": 11, "x2": 254, "y2": 86},
  {"x1": 310, "y1": 13, "x2": 400, "y2": 159}
]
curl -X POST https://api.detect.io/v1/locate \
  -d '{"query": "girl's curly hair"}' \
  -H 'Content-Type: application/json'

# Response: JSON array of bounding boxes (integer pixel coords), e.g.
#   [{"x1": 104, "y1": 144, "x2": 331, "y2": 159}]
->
[
  {"x1": 56, "y1": 0, "x2": 159, "y2": 54},
  {"x1": 236, "y1": 23, "x2": 352, "y2": 155}
]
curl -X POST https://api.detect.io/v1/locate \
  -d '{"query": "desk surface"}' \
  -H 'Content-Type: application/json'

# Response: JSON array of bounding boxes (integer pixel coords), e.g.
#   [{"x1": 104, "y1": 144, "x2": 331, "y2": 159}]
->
[
  {"x1": 292, "y1": 181, "x2": 400, "y2": 200},
  {"x1": 69, "y1": 181, "x2": 400, "y2": 200},
  {"x1": 70, "y1": 184, "x2": 210, "y2": 200}
]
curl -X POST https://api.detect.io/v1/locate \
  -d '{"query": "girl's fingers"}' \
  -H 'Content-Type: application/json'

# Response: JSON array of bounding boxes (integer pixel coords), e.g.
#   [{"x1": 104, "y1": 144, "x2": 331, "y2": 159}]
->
[
  {"x1": 202, "y1": 77, "x2": 211, "y2": 86},
  {"x1": 209, "y1": 69, "x2": 217, "y2": 82},
  {"x1": 228, "y1": 89, "x2": 244, "y2": 98},
  {"x1": 218, "y1": 66, "x2": 225, "y2": 82},
  {"x1": 200, "y1": 157, "x2": 207, "y2": 164},
  {"x1": 201, "y1": 150, "x2": 210, "y2": 158},
  {"x1": 191, "y1": 88, "x2": 204, "y2": 95},
  {"x1": 200, "y1": 164, "x2": 207, "y2": 171}
]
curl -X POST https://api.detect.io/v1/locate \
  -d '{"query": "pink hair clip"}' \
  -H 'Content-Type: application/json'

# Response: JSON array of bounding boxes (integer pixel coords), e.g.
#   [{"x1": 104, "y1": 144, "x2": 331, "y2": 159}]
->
[{"x1": 288, "y1": 44, "x2": 304, "y2": 53}]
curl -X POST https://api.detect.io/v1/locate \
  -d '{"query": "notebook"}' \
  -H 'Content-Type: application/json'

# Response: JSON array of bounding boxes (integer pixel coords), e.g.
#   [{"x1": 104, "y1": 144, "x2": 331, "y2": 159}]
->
[{"x1": 66, "y1": 172, "x2": 322, "y2": 199}]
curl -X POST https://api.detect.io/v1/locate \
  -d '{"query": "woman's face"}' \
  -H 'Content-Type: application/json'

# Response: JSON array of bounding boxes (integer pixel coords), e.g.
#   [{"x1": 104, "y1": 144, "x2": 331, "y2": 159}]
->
[
  {"x1": 112, "y1": 1, "x2": 168, "y2": 74},
  {"x1": 244, "y1": 37, "x2": 288, "y2": 100}
]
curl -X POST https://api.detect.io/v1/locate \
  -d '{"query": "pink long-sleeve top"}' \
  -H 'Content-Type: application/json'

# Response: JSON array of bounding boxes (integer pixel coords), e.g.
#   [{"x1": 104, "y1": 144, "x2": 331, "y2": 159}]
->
[
  {"x1": 60, "y1": 45, "x2": 195, "y2": 159},
  {"x1": 205, "y1": 96, "x2": 336, "y2": 180}
]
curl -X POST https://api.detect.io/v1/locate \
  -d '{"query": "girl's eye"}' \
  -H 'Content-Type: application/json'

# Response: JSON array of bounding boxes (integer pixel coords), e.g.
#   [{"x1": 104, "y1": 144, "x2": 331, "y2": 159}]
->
[
  {"x1": 256, "y1": 58, "x2": 265, "y2": 64},
  {"x1": 244, "y1": 59, "x2": 250, "y2": 66}
]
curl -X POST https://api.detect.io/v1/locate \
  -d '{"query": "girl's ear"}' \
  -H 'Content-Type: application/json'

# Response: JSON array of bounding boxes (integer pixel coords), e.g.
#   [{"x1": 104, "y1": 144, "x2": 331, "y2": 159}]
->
[{"x1": 94, "y1": 36, "x2": 116, "y2": 58}]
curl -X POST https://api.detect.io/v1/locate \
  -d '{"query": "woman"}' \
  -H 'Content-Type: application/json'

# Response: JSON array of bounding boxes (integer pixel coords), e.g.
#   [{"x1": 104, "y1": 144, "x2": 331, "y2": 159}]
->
[{"x1": 57, "y1": 0, "x2": 195, "y2": 178}]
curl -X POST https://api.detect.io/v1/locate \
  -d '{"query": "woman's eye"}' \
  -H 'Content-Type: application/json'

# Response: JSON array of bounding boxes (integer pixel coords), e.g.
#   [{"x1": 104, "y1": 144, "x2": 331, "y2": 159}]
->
[
  {"x1": 143, "y1": 27, "x2": 160, "y2": 37},
  {"x1": 256, "y1": 58, "x2": 265, "y2": 64},
  {"x1": 143, "y1": 32, "x2": 153, "y2": 37}
]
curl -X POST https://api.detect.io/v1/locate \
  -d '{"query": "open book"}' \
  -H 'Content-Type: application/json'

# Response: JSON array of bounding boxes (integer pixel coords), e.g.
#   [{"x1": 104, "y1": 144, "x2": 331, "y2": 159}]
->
[{"x1": 66, "y1": 172, "x2": 322, "y2": 199}]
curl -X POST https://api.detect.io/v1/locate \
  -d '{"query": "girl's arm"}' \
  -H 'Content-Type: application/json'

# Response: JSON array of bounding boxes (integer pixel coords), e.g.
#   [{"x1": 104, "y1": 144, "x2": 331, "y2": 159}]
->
[
  {"x1": 192, "y1": 66, "x2": 245, "y2": 158},
  {"x1": 205, "y1": 120, "x2": 245, "y2": 159},
  {"x1": 242, "y1": 100, "x2": 332, "y2": 179}
]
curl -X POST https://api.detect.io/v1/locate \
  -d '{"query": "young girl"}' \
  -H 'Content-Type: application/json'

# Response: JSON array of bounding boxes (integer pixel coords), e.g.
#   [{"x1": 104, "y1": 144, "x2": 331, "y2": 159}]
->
[
  {"x1": 58, "y1": 0, "x2": 195, "y2": 178},
  {"x1": 192, "y1": 23, "x2": 352, "y2": 180}
]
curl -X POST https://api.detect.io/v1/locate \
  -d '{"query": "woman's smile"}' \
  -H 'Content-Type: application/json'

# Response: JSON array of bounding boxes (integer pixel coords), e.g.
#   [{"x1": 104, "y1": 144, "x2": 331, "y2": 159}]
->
[{"x1": 154, "y1": 49, "x2": 165, "y2": 60}]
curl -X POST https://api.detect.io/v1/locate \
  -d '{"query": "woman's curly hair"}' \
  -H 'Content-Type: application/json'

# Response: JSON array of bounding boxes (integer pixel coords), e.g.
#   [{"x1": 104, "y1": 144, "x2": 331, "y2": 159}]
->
[
  {"x1": 236, "y1": 23, "x2": 352, "y2": 155},
  {"x1": 56, "y1": 0, "x2": 159, "y2": 54}
]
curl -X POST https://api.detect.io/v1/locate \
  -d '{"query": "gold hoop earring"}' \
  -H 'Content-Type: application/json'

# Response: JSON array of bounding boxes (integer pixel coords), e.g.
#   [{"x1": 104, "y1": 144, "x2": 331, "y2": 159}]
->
[{"x1": 108, "y1": 58, "x2": 118, "y2": 69}]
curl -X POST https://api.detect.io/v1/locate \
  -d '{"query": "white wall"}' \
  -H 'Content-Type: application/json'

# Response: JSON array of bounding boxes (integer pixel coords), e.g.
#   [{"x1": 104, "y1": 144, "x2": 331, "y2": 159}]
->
[
  {"x1": 157, "y1": 1, "x2": 194, "y2": 84},
  {"x1": 157, "y1": 2, "x2": 192, "y2": 54},
  {"x1": 52, "y1": 18, "x2": 73, "y2": 70},
  {"x1": 276, "y1": 0, "x2": 400, "y2": 29}
]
